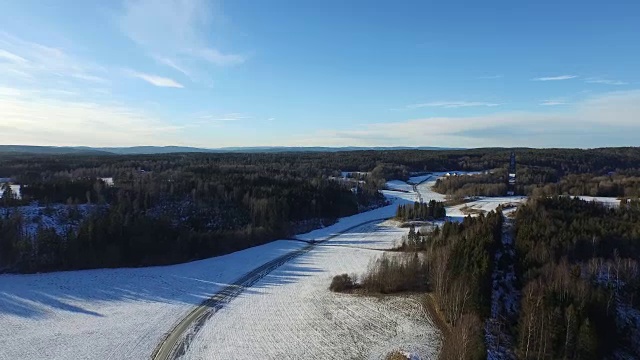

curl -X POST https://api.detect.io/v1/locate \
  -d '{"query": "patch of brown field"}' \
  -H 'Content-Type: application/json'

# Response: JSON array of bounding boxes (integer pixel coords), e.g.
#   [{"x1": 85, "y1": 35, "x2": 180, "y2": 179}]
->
[
  {"x1": 386, "y1": 350, "x2": 410, "y2": 360},
  {"x1": 460, "y1": 205, "x2": 486, "y2": 215}
]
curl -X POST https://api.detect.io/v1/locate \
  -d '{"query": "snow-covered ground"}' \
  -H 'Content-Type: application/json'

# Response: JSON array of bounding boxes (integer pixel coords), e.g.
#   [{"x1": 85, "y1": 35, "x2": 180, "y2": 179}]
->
[
  {"x1": 2, "y1": 174, "x2": 522, "y2": 360},
  {"x1": 182, "y1": 221, "x2": 441, "y2": 360},
  {"x1": 485, "y1": 218, "x2": 519, "y2": 360},
  {"x1": 0, "y1": 183, "x2": 21, "y2": 199},
  {"x1": 0, "y1": 186, "x2": 419, "y2": 360},
  {"x1": 386, "y1": 180, "x2": 414, "y2": 194},
  {"x1": 0, "y1": 240, "x2": 308, "y2": 360},
  {"x1": 99, "y1": 177, "x2": 114, "y2": 186},
  {"x1": 447, "y1": 196, "x2": 527, "y2": 218},
  {"x1": 0, "y1": 203, "x2": 95, "y2": 236},
  {"x1": 572, "y1": 195, "x2": 622, "y2": 207}
]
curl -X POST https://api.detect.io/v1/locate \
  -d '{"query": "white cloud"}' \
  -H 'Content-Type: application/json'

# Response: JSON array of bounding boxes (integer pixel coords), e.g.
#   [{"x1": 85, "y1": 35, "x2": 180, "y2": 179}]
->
[
  {"x1": 0, "y1": 32, "x2": 108, "y2": 84},
  {"x1": 156, "y1": 56, "x2": 192, "y2": 77},
  {"x1": 291, "y1": 90, "x2": 640, "y2": 148},
  {"x1": 127, "y1": 70, "x2": 184, "y2": 88},
  {"x1": 540, "y1": 99, "x2": 568, "y2": 106},
  {"x1": 118, "y1": 0, "x2": 245, "y2": 78},
  {"x1": 585, "y1": 78, "x2": 627, "y2": 86},
  {"x1": 0, "y1": 49, "x2": 27, "y2": 63},
  {"x1": 0, "y1": 86, "x2": 184, "y2": 146},
  {"x1": 406, "y1": 101, "x2": 500, "y2": 109},
  {"x1": 532, "y1": 75, "x2": 578, "y2": 81}
]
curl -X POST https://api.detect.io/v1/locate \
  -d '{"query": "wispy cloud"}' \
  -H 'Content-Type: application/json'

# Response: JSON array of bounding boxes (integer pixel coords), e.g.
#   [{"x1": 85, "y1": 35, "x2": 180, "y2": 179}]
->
[
  {"x1": 0, "y1": 32, "x2": 108, "y2": 84},
  {"x1": 532, "y1": 75, "x2": 578, "y2": 81},
  {"x1": 199, "y1": 113, "x2": 249, "y2": 122},
  {"x1": 406, "y1": 101, "x2": 500, "y2": 109},
  {"x1": 0, "y1": 85, "x2": 184, "y2": 146},
  {"x1": 156, "y1": 57, "x2": 191, "y2": 77},
  {"x1": 540, "y1": 99, "x2": 568, "y2": 106},
  {"x1": 0, "y1": 49, "x2": 27, "y2": 63},
  {"x1": 118, "y1": 0, "x2": 246, "y2": 80},
  {"x1": 585, "y1": 77, "x2": 627, "y2": 85},
  {"x1": 127, "y1": 70, "x2": 184, "y2": 88}
]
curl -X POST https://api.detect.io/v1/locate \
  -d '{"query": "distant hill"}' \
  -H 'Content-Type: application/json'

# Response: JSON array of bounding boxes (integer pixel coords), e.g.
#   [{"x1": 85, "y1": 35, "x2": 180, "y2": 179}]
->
[
  {"x1": 0, "y1": 145, "x2": 112, "y2": 155},
  {"x1": 0, "y1": 145, "x2": 459, "y2": 155},
  {"x1": 94, "y1": 146, "x2": 216, "y2": 155}
]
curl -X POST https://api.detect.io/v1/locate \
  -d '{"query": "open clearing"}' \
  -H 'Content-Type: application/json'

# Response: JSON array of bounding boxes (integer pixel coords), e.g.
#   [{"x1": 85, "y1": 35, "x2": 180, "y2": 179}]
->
[{"x1": 182, "y1": 221, "x2": 441, "y2": 360}]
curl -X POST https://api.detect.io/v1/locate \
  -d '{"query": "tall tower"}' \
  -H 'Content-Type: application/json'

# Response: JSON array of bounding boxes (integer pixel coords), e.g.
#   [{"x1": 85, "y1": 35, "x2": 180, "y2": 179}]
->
[{"x1": 507, "y1": 151, "x2": 516, "y2": 196}]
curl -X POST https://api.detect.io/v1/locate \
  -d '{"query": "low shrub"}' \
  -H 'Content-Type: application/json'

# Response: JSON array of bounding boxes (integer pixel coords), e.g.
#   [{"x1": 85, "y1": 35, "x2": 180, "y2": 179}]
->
[{"x1": 329, "y1": 273, "x2": 357, "y2": 292}]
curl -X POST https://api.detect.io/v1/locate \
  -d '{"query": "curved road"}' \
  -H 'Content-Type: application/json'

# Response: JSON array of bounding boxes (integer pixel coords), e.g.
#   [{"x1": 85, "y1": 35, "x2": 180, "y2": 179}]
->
[{"x1": 151, "y1": 217, "x2": 392, "y2": 360}]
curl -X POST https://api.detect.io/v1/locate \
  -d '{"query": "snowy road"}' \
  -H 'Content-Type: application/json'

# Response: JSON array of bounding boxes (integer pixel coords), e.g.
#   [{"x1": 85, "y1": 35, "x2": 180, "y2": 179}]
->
[{"x1": 152, "y1": 218, "x2": 392, "y2": 360}]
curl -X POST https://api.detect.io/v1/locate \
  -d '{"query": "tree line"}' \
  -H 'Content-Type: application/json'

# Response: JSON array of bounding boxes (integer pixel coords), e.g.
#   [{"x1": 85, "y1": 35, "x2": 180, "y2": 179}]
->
[
  {"x1": 0, "y1": 155, "x2": 384, "y2": 272},
  {"x1": 2, "y1": 147, "x2": 640, "y2": 273},
  {"x1": 395, "y1": 200, "x2": 446, "y2": 221}
]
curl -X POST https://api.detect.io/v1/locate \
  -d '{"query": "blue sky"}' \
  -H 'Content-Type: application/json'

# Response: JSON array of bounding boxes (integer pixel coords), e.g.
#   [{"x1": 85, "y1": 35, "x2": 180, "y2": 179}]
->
[{"x1": 0, "y1": 0, "x2": 639, "y2": 148}]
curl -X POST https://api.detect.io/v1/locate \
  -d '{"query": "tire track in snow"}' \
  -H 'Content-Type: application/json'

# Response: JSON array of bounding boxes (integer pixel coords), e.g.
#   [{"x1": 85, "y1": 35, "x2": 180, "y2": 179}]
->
[{"x1": 151, "y1": 217, "x2": 391, "y2": 360}]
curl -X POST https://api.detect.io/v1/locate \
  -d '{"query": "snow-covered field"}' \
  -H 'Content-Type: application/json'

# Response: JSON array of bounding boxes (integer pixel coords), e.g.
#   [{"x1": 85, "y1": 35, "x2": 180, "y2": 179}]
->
[
  {"x1": 0, "y1": 173, "x2": 526, "y2": 360},
  {"x1": 182, "y1": 221, "x2": 441, "y2": 360},
  {"x1": 572, "y1": 195, "x2": 622, "y2": 207},
  {"x1": 0, "y1": 240, "x2": 308, "y2": 360},
  {"x1": 447, "y1": 196, "x2": 527, "y2": 218},
  {"x1": 0, "y1": 186, "x2": 419, "y2": 360}
]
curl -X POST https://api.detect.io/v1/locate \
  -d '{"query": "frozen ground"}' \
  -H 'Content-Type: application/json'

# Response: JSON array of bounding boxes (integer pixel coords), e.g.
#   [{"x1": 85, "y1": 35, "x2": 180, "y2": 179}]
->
[
  {"x1": 0, "y1": 203, "x2": 95, "y2": 236},
  {"x1": 182, "y1": 221, "x2": 441, "y2": 360},
  {"x1": 572, "y1": 195, "x2": 622, "y2": 207},
  {"x1": 0, "y1": 240, "x2": 308, "y2": 360},
  {"x1": 3, "y1": 174, "x2": 516, "y2": 360},
  {"x1": 0, "y1": 185, "x2": 419, "y2": 360},
  {"x1": 446, "y1": 196, "x2": 527, "y2": 218}
]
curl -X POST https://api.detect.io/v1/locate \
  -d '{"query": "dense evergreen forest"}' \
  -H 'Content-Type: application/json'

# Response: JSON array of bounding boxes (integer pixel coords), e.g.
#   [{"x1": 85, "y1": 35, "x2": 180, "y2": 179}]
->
[
  {"x1": 395, "y1": 200, "x2": 447, "y2": 221},
  {"x1": 1, "y1": 147, "x2": 639, "y2": 273},
  {"x1": 514, "y1": 197, "x2": 640, "y2": 359},
  {"x1": 429, "y1": 147, "x2": 640, "y2": 197},
  {"x1": 360, "y1": 197, "x2": 640, "y2": 359},
  {"x1": 0, "y1": 152, "x2": 387, "y2": 272},
  {"x1": 422, "y1": 213, "x2": 503, "y2": 360}
]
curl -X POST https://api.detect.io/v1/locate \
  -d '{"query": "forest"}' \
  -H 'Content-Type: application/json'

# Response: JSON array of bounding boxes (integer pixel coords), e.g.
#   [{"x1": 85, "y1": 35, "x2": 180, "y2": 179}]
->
[
  {"x1": 514, "y1": 197, "x2": 640, "y2": 359},
  {"x1": 395, "y1": 200, "x2": 447, "y2": 221},
  {"x1": 346, "y1": 197, "x2": 640, "y2": 359},
  {"x1": 0, "y1": 152, "x2": 386, "y2": 272},
  {"x1": 1, "y1": 147, "x2": 640, "y2": 273}
]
